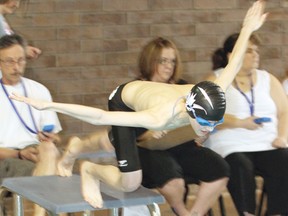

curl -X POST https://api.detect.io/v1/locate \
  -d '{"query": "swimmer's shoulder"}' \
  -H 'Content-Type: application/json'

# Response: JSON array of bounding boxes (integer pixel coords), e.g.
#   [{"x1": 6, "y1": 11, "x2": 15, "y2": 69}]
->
[
  {"x1": 126, "y1": 80, "x2": 193, "y2": 89},
  {"x1": 124, "y1": 80, "x2": 194, "y2": 98}
]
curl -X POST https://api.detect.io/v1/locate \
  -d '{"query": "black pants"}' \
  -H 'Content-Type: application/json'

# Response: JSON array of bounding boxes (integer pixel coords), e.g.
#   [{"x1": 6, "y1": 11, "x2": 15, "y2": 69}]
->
[
  {"x1": 225, "y1": 149, "x2": 288, "y2": 215},
  {"x1": 0, "y1": 158, "x2": 35, "y2": 184},
  {"x1": 138, "y1": 140, "x2": 230, "y2": 189}
]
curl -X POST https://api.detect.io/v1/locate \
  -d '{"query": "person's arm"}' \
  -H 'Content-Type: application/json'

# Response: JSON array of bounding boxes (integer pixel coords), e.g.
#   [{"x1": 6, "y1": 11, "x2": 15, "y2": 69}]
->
[
  {"x1": 137, "y1": 130, "x2": 164, "y2": 141},
  {"x1": 137, "y1": 125, "x2": 198, "y2": 150},
  {"x1": 214, "y1": 0, "x2": 267, "y2": 91},
  {"x1": 0, "y1": 146, "x2": 38, "y2": 162},
  {"x1": 10, "y1": 93, "x2": 167, "y2": 130},
  {"x1": 0, "y1": 148, "x2": 20, "y2": 160},
  {"x1": 270, "y1": 74, "x2": 288, "y2": 148},
  {"x1": 216, "y1": 114, "x2": 262, "y2": 130}
]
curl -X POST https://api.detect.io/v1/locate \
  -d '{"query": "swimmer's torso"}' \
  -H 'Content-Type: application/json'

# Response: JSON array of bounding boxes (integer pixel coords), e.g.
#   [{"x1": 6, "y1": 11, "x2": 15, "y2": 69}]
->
[
  {"x1": 122, "y1": 81, "x2": 191, "y2": 109},
  {"x1": 121, "y1": 81, "x2": 193, "y2": 129}
]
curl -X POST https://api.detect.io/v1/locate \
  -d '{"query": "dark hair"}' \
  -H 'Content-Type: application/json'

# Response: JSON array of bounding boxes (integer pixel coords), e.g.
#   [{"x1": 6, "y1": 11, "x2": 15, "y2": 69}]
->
[
  {"x1": 138, "y1": 37, "x2": 182, "y2": 83},
  {"x1": 212, "y1": 33, "x2": 261, "y2": 70},
  {"x1": 0, "y1": 34, "x2": 26, "y2": 50},
  {"x1": 186, "y1": 81, "x2": 226, "y2": 121},
  {"x1": 212, "y1": 48, "x2": 227, "y2": 70}
]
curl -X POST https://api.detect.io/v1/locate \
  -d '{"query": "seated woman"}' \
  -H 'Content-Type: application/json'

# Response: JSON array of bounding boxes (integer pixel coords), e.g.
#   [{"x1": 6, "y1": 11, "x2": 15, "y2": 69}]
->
[
  {"x1": 205, "y1": 33, "x2": 288, "y2": 216},
  {"x1": 10, "y1": 1, "x2": 267, "y2": 215}
]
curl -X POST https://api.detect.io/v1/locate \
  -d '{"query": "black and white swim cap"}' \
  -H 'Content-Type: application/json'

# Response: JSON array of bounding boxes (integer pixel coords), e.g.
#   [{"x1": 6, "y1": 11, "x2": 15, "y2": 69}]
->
[{"x1": 185, "y1": 81, "x2": 226, "y2": 121}]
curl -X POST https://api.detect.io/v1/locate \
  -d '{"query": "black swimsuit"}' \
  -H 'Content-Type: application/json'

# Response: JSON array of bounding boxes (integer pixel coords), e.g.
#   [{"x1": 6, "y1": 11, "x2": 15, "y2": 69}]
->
[{"x1": 108, "y1": 83, "x2": 141, "y2": 172}]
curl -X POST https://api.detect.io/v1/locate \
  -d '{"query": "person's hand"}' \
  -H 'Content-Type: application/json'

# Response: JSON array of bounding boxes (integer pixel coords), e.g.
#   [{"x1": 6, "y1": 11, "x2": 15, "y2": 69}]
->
[
  {"x1": 9, "y1": 92, "x2": 47, "y2": 110},
  {"x1": 137, "y1": 130, "x2": 168, "y2": 141},
  {"x1": 19, "y1": 146, "x2": 39, "y2": 163},
  {"x1": 272, "y1": 137, "x2": 288, "y2": 148},
  {"x1": 151, "y1": 130, "x2": 168, "y2": 139},
  {"x1": 38, "y1": 132, "x2": 61, "y2": 145},
  {"x1": 194, "y1": 134, "x2": 209, "y2": 147},
  {"x1": 26, "y1": 46, "x2": 42, "y2": 59},
  {"x1": 241, "y1": 116, "x2": 262, "y2": 130},
  {"x1": 242, "y1": 0, "x2": 268, "y2": 32}
]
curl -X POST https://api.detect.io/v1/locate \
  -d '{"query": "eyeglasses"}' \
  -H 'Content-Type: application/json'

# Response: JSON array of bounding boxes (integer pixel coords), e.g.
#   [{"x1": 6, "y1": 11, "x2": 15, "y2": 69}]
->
[
  {"x1": 158, "y1": 57, "x2": 176, "y2": 66},
  {"x1": 195, "y1": 116, "x2": 224, "y2": 127},
  {"x1": 0, "y1": 58, "x2": 26, "y2": 67}
]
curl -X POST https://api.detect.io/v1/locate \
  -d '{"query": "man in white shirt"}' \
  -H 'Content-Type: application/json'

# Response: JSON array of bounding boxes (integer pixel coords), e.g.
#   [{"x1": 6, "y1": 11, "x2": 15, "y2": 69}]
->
[{"x1": 0, "y1": 34, "x2": 61, "y2": 216}]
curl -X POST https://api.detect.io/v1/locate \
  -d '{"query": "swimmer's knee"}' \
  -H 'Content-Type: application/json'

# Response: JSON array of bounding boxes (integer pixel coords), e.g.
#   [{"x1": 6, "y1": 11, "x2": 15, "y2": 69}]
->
[
  {"x1": 121, "y1": 170, "x2": 142, "y2": 192},
  {"x1": 122, "y1": 181, "x2": 140, "y2": 192}
]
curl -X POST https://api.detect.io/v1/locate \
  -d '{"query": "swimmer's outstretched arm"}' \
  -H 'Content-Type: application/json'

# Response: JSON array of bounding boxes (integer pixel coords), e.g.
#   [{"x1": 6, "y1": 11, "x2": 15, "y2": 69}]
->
[
  {"x1": 10, "y1": 93, "x2": 165, "y2": 130},
  {"x1": 214, "y1": 0, "x2": 267, "y2": 91}
]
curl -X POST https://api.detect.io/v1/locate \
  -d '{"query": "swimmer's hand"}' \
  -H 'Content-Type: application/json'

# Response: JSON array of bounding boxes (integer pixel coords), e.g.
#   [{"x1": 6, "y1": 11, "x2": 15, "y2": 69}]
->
[
  {"x1": 137, "y1": 130, "x2": 168, "y2": 142},
  {"x1": 242, "y1": 0, "x2": 268, "y2": 32},
  {"x1": 152, "y1": 130, "x2": 168, "y2": 139},
  {"x1": 10, "y1": 92, "x2": 48, "y2": 110},
  {"x1": 194, "y1": 134, "x2": 209, "y2": 147}
]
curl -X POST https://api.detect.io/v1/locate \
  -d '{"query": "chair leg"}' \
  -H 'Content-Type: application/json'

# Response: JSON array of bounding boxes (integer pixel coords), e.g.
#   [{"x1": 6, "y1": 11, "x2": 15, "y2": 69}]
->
[
  {"x1": 109, "y1": 208, "x2": 119, "y2": 216},
  {"x1": 218, "y1": 195, "x2": 226, "y2": 216},
  {"x1": 13, "y1": 193, "x2": 24, "y2": 216},
  {"x1": 147, "y1": 203, "x2": 161, "y2": 216},
  {"x1": 0, "y1": 188, "x2": 8, "y2": 216},
  {"x1": 207, "y1": 195, "x2": 227, "y2": 216},
  {"x1": 82, "y1": 210, "x2": 92, "y2": 216},
  {"x1": 47, "y1": 211, "x2": 58, "y2": 216}
]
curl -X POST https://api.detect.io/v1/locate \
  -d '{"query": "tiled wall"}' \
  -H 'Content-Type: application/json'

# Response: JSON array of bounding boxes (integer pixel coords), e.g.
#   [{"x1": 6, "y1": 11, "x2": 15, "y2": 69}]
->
[{"x1": 10, "y1": 0, "x2": 288, "y2": 140}]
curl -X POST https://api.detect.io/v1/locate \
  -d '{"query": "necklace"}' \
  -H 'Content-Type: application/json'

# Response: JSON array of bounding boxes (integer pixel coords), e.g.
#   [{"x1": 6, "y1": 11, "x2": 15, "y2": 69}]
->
[
  {"x1": 0, "y1": 78, "x2": 38, "y2": 134},
  {"x1": 234, "y1": 76, "x2": 255, "y2": 116}
]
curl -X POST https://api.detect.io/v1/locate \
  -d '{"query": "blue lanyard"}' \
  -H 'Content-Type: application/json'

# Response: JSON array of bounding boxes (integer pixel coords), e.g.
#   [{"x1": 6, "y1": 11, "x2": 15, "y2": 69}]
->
[
  {"x1": 234, "y1": 78, "x2": 255, "y2": 116},
  {"x1": 0, "y1": 78, "x2": 39, "y2": 134}
]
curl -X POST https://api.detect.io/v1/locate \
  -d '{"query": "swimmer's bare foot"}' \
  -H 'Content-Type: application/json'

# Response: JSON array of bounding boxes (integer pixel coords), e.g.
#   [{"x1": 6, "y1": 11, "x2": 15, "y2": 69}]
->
[
  {"x1": 57, "y1": 136, "x2": 82, "y2": 177},
  {"x1": 81, "y1": 161, "x2": 103, "y2": 208}
]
